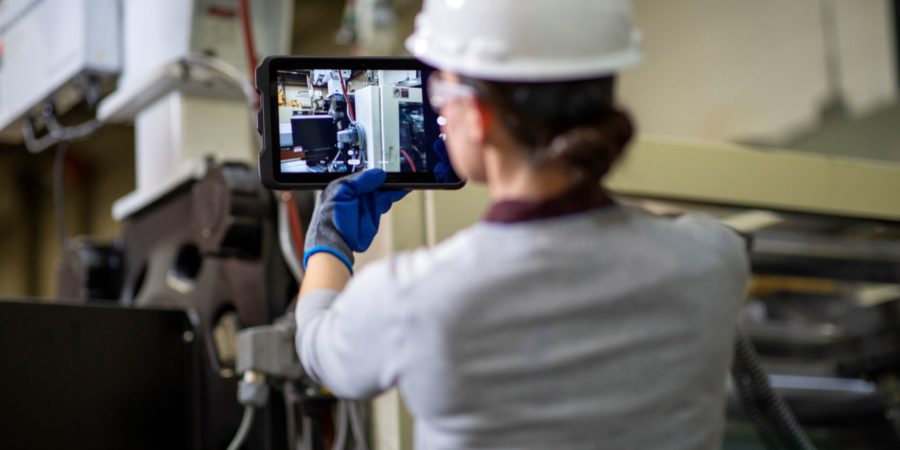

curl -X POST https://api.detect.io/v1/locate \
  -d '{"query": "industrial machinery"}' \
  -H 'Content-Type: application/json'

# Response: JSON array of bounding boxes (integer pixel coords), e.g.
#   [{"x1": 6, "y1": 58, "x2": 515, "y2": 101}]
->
[
  {"x1": 354, "y1": 70, "x2": 425, "y2": 173},
  {"x1": 278, "y1": 68, "x2": 363, "y2": 173},
  {"x1": 603, "y1": 139, "x2": 900, "y2": 450},
  {"x1": 0, "y1": 0, "x2": 356, "y2": 449},
  {"x1": 274, "y1": 67, "x2": 426, "y2": 174},
  {"x1": 0, "y1": 0, "x2": 121, "y2": 145}
]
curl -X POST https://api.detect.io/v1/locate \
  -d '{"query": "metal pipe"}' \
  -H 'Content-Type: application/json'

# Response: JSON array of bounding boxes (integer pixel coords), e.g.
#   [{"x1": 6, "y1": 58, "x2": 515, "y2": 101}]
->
[{"x1": 894, "y1": 0, "x2": 900, "y2": 89}]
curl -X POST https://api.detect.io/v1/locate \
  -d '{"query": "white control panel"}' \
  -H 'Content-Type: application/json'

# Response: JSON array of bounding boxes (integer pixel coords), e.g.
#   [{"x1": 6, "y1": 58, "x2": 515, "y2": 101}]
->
[{"x1": 0, "y1": 0, "x2": 121, "y2": 141}]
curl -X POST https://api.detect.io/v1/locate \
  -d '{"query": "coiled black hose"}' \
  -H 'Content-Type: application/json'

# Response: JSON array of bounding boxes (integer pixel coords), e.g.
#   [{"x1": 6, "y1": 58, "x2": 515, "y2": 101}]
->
[{"x1": 731, "y1": 330, "x2": 818, "y2": 450}]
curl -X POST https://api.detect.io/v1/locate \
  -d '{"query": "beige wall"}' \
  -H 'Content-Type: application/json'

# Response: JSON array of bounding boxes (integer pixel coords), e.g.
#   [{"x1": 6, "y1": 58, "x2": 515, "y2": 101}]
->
[
  {"x1": 621, "y1": 0, "x2": 896, "y2": 145},
  {"x1": 0, "y1": 125, "x2": 136, "y2": 299},
  {"x1": 0, "y1": 154, "x2": 29, "y2": 296}
]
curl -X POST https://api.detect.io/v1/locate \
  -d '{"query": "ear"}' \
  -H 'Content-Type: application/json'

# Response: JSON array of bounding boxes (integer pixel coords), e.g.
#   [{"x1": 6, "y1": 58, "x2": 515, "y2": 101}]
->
[{"x1": 465, "y1": 97, "x2": 494, "y2": 146}]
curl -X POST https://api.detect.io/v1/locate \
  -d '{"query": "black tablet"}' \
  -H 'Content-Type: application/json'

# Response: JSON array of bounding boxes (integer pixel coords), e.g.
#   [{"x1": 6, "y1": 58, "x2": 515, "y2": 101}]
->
[{"x1": 256, "y1": 56, "x2": 465, "y2": 190}]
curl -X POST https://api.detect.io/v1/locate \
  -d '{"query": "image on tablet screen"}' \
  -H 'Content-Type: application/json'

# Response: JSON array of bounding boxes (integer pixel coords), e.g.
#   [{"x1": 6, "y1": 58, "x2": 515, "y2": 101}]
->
[{"x1": 276, "y1": 69, "x2": 440, "y2": 175}]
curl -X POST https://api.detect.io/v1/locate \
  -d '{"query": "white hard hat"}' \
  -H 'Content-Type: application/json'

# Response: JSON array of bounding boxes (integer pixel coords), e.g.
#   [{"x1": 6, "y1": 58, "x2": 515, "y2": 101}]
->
[{"x1": 405, "y1": 0, "x2": 643, "y2": 82}]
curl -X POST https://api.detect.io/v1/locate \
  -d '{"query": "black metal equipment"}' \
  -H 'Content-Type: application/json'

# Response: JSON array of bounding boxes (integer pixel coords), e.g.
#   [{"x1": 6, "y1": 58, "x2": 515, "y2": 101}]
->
[
  {"x1": 0, "y1": 300, "x2": 197, "y2": 450},
  {"x1": 730, "y1": 214, "x2": 900, "y2": 450},
  {"x1": 291, "y1": 116, "x2": 339, "y2": 155},
  {"x1": 53, "y1": 161, "x2": 316, "y2": 450}
]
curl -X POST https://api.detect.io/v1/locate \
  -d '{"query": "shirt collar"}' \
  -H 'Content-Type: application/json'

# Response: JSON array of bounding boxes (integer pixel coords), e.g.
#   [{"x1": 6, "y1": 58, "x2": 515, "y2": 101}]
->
[{"x1": 483, "y1": 185, "x2": 616, "y2": 224}]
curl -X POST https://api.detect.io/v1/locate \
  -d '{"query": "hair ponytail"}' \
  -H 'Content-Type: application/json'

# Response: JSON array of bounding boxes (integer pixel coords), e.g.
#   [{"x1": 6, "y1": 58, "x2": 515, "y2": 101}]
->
[{"x1": 538, "y1": 108, "x2": 634, "y2": 182}]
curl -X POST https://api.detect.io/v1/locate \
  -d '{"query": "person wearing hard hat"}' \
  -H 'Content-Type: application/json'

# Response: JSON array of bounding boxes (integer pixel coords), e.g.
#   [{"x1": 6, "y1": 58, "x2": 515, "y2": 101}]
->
[{"x1": 295, "y1": 0, "x2": 749, "y2": 449}]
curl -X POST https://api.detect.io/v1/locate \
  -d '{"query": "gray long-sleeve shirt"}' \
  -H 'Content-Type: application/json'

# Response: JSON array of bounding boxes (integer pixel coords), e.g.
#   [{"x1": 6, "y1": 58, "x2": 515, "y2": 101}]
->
[{"x1": 296, "y1": 205, "x2": 749, "y2": 450}]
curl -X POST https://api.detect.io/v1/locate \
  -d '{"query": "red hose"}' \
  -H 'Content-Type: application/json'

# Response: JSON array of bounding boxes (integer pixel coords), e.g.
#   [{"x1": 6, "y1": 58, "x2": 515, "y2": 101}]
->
[
  {"x1": 284, "y1": 192, "x2": 305, "y2": 258},
  {"x1": 337, "y1": 70, "x2": 356, "y2": 121},
  {"x1": 399, "y1": 150, "x2": 417, "y2": 172},
  {"x1": 242, "y1": 6, "x2": 302, "y2": 260},
  {"x1": 237, "y1": 0, "x2": 258, "y2": 77}
]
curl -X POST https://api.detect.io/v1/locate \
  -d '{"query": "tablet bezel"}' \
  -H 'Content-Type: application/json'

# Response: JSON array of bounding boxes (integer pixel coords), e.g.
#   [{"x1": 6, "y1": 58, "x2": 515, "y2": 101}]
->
[{"x1": 257, "y1": 56, "x2": 465, "y2": 190}]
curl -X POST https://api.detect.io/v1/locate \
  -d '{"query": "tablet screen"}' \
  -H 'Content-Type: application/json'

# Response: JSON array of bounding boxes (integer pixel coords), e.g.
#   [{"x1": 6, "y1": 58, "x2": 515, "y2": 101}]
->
[{"x1": 275, "y1": 68, "x2": 443, "y2": 176}]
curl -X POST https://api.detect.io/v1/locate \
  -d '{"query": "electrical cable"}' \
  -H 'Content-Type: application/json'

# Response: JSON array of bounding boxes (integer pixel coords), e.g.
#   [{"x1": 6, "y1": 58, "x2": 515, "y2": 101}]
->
[
  {"x1": 303, "y1": 415, "x2": 314, "y2": 450},
  {"x1": 345, "y1": 101, "x2": 358, "y2": 126},
  {"x1": 180, "y1": 54, "x2": 258, "y2": 114},
  {"x1": 276, "y1": 192, "x2": 304, "y2": 283},
  {"x1": 287, "y1": 196, "x2": 306, "y2": 256},
  {"x1": 21, "y1": 117, "x2": 57, "y2": 154},
  {"x1": 237, "y1": 0, "x2": 259, "y2": 78},
  {"x1": 22, "y1": 77, "x2": 105, "y2": 154},
  {"x1": 226, "y1": 406, "x2": 257, "y2": 450},
  {"x1": 176, "y1": 54, "x2": 263, "y2": 165},
  {"x1": 399, "y1": 149, "x2": 417, "y2": 172},
  {"x1": 332, "y1": 401, "x2": 349, "y2": 450},
  {"x1": 178, "y1": 18, "x2": 265, "y2": 164},
  {"x1": 329, "y1": 148, "x2": 347, "y2": 171},
  {"x1": 412, "y1": 145, "x2": 425, "y2": 169},
  {"x1": 732, "y1": 330, "x2": 818, "y2": 450},
  {"x1": 323, "y1": 406, "x2": 337, "y2": 450},
  {"x1": 732, "y1": 369, "x2": 785, "y2": 450},
  {"x1": 355, "y1": 123, "x2": 368, "y2": 170},
  {"x1": 22, "y1": 55, "x2": 254, "y2": 156},
  {"x1": 44, "y1": 103, "x2": 102, "y2": 140},
  {"x1": 337, "y1": 70, "x2": 356, "y2": 122},
  {"x1": 284, "y1": 381, "x2": 299, "y2": 450},
  {"x1": 53, "y1": 142, "x2": 69, "y2": 253},
  {"x1": 21, "y1": 107, "x2": 102, "y2": 154},
  {"x1": 348, "y1": 401, "x2": 369, "y2": 450},
  {"x1": 335, "y1": 70, "x2": 363, "y2": 171},
  {"x1": 42, "y1": 103, "x2": 64, "y2": 135}
]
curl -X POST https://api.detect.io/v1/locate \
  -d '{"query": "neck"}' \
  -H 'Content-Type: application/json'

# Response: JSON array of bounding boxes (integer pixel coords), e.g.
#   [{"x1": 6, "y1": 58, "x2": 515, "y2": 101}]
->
[{"x1": 483, "y1": 145, "x2": 581, "y2": 202}]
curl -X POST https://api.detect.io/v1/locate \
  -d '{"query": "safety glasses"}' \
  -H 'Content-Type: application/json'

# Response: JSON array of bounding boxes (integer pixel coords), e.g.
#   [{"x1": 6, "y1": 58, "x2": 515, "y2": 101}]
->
[{"x1": 426, "y1": 72, "x2": 477, "y2": 111}]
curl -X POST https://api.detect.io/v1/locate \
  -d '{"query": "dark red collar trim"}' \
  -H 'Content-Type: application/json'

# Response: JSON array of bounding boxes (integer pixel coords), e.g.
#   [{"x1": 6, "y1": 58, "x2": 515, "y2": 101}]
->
[{"x1": 483, "y1": 186, "x2": 616, "y2": 224}]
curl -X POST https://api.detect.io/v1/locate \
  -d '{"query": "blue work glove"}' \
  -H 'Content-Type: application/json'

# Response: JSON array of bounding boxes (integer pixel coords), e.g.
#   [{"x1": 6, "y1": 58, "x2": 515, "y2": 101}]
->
[
  {"x1": 432, "y1": 139, "x2": 454, "y2": 183},
  {"x1": 303, "y1": 169, "x2": 409, "y2": 273}
]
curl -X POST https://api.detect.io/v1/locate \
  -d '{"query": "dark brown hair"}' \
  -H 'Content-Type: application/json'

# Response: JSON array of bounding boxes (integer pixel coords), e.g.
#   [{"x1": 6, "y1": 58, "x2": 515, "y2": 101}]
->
[{"x1": 460, "y1": 76, "x2": 635, "y2": 185}]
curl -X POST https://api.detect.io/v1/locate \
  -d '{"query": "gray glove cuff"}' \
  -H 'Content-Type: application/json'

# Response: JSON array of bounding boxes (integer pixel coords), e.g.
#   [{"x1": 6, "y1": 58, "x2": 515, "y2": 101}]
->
[{"x1": 303, "y1": 182, "x2": 353, "y2": 271}]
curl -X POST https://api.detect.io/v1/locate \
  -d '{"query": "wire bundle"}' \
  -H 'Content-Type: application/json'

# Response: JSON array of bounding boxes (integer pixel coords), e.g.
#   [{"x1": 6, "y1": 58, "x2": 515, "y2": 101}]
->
[{"x1": 731, "y1": 330, "x2": 818, "y2": 450}]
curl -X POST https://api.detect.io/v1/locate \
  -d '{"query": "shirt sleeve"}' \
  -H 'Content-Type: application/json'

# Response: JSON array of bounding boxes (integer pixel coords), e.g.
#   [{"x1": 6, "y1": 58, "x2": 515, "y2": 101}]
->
[{"x1": 294, "y1": 259, "x2": 408, "y2": 399}]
